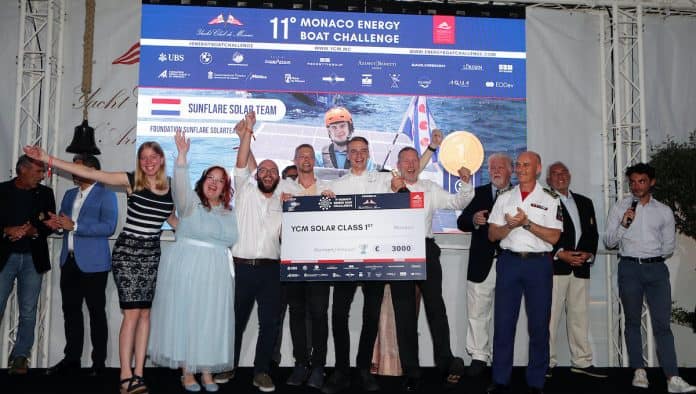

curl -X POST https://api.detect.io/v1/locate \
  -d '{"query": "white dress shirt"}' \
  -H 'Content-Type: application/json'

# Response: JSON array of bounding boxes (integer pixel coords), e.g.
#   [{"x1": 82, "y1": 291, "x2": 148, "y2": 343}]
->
[
  {"x1": 279, "y1": 176, "x2": 330, "y2": 197},
  {"x1": 232, "y1": 167, "x2": 283, "y2": 259},
  {"x1": 68, "y1": 183, "x2": 95, "y2": 251},
  {"x1": 560, "y1": 192, "x2": 582, "y2": 247},
  {"x1": 604, "y1": 195, "x2": 675, "y2": 258},
  {"x1": 488, "y1": 182, "x2": 563, "y2": 252},
  {"x1": 327, "y1": 170, "x2": 392, "y2": 195},
  {"x1": 392, "y1": 178, "x2": 474, "y2": 238}
]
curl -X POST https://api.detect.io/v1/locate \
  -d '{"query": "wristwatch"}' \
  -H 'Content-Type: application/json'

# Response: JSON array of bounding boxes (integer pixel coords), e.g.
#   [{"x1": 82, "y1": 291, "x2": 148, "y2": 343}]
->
[{"x1": 522, "y1": 221, "x2": 532, "y2": 231}]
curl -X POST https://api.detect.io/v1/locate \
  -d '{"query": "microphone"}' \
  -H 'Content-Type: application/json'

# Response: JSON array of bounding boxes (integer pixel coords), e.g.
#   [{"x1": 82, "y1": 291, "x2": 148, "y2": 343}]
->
[{"x1": 626, "y1": 198, "x2": 639, "y2": 226}]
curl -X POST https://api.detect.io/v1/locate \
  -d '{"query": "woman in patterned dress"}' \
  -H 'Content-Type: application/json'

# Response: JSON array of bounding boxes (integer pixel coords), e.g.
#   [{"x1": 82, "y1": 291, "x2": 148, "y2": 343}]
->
[{"x1": 24, "y1": 143, "x2": 175, "y2": 394}]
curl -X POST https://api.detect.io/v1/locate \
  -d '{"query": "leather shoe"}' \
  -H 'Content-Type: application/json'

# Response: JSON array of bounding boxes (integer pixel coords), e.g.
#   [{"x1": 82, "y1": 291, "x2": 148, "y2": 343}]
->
[
  {"x1": 87, "y1": 364, "x2": 106, "y2": 377},
  {"x1": 46, "y1": 359, "x2": 80, "y2": 375},
  {"x1": 359, "y1": 369, "x2": 380, "y2": 392},
  {"x1": 487, "y1": 383, "x2": 511, "y2": 394},
  {"x1": 286, "y1": 364, "x2": 309, "y2": 386},
  {"x1": 527, "y1": 387, "x2": 544, "y2": 394},
  {"x1": 307, "y1": 366, "x2": 325, "y2": 389},
  {"x1": 321, "y1": 370, "x2": 351, "y2": 394},
  {"x1": 467, "y1": 359, "x2": 487, "y2": 377},
  {"x1": 403, "y1": 376, "x2": 421, "y2": 392}
]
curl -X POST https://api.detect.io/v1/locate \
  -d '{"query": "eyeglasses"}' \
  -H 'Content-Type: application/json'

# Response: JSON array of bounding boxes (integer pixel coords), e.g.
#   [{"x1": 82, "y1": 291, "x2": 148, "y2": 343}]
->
[
  {"x1": 206, "y1": 176, "x2": 226, "y2": 184},
  {"x1": 348, "y1": 148, "x2": 369, "y2": 156},
  {"x1": 257, "y1": 167, "x2": 278, "y2": 176}
]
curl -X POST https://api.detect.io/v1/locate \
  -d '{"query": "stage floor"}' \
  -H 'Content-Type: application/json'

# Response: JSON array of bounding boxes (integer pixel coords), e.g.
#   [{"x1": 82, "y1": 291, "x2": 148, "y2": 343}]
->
[{"x1": 2, "y1": 367, "x2": 695, "y2": 393}]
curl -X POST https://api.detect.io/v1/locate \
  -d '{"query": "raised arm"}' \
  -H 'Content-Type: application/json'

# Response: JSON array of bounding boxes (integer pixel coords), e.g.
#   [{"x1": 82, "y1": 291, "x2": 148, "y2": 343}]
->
[
  {"x1": 172, "y1": 130, "x2": 196, "y2": 217},
  {"x1": 419, "y1": 128, "x2": 443, "y2": 172},
  {"x1": 430, "y1": 166, "x2": 474, "y2": 210},
  {"x1": 235, "y1": 111, "x2": 256, "y2": 169},
  {"x1": 23, "y1": 145, "x2": 129, "y2": 187},
  {"x1": 175, "y1": 129, "x2": 190, "y2": 167}
]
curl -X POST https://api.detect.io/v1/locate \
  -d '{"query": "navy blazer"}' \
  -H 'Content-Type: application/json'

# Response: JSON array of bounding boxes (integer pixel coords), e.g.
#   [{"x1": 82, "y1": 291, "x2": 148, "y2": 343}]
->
[
  {"x1": 59, "y1": 183, "x2": 118, "y2": 273},
  {"x1": 457, "y1": 183, "x2": 500, "y2": 283},
  {"x1": 0, "y1": 179, "x2": 56, "y2": 274},
  {"x1": 551, "y1": 191, "x2": 599, "y2": 279}
]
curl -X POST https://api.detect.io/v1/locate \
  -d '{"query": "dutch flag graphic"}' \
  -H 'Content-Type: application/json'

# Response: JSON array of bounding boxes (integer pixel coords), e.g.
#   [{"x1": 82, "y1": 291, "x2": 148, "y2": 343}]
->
[{"x1": 150, "y1": 98, "x2": 181, "y2": 116}]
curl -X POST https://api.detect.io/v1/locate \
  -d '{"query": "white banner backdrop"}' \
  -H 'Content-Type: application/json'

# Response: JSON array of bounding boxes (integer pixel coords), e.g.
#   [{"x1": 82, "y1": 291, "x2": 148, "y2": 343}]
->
[
  {"x1": 0, "y1": 1, "x2": 20, "y2": 179},
  {"x1": 45, "y1": 0, "x2": 142, "y2": 369},
  {"x1": 527, "y1": 8, "x2": 696, "y2": 368},
  {"x1": 0, "y1": 2, "x2": 694, "y2": 369}
]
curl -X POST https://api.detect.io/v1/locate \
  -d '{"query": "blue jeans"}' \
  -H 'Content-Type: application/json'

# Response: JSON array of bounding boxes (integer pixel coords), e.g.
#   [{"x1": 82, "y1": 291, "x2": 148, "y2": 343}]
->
[
  {"x1": 0, "y1": 252, "x2": 44, "y2": 359},
  {"x1": 618, "y1": 258, "x2": 678, "y2": 377}
]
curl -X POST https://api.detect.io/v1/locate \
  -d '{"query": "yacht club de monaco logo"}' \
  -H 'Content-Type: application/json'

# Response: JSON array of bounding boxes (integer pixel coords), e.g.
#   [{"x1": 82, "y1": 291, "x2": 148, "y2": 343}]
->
[{"x1": 432, "y1": 15, "x2": 455, "y2": 45}]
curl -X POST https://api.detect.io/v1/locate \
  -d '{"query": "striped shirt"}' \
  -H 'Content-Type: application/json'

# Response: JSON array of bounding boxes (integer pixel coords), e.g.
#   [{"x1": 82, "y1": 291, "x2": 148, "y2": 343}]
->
[{"x1": 122, "y1": 172, "x2": 174, "y2": 237}]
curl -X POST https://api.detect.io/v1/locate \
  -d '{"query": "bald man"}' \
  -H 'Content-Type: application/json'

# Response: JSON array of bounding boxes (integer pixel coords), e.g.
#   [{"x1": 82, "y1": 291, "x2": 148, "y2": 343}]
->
[{"x1": 486, "y1": 152, "x2": 562, "y2": 394}]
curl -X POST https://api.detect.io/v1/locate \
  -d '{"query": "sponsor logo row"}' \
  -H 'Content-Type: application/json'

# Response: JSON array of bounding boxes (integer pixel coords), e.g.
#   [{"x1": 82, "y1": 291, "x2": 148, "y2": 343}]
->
[
  {"x1": 284, "y1": 262, "x2": 425, "y2": 280},
  {"x1": 156, "y1": 51, "x2": 516, "y2": 74},
  {"x1": 155, "y1": 67, "x2": 516, "y2": 90}
]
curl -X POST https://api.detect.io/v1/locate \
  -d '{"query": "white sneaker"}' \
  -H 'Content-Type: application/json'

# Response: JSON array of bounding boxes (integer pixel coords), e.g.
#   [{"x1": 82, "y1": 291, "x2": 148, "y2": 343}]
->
[
  {"x1": 668, "y1": 376, "x2": 696, "y2": 393},
  {"x1": 632, "y1": 368, "x2": 649, "y2": 389}
]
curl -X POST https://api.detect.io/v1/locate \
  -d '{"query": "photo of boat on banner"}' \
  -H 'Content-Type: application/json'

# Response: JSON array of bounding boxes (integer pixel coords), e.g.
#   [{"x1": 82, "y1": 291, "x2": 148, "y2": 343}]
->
[{"x1": 136, "y1": 89, "x2": 526, "y2": 232}]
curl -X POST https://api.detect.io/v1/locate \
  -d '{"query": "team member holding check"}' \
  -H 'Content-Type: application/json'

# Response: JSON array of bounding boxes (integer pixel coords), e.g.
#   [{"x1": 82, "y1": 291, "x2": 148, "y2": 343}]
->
[
  {"x1": 279, "y1": 144, "x2": 333, "y2": 389},
  {"x1": 388, "y1": 146, "x2": 474, "y2": 390},
  {"x1": 320, "y1": 136, "x2": 394, "y2": 394}
]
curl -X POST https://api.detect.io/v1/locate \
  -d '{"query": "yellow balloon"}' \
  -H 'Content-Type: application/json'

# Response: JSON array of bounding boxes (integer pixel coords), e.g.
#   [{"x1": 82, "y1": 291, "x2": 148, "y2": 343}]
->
[{"x1": 438, "y1": 131, "x2": 485, "y2": 176}]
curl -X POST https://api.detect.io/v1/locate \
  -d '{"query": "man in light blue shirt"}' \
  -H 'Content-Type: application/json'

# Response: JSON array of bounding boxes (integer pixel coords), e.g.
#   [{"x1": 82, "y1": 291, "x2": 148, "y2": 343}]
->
[{"x1": 604, "y1": 163, "x2": 695, "y2": 393}]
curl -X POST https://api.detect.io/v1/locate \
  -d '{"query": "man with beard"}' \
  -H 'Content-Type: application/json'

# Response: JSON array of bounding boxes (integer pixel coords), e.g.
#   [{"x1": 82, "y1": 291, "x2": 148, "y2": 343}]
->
[
  {"x1": 229, "y1": 111, "x2": 283, "y2": 393},
  {"x1": 457, "y1": 153, "x2": 513, "y2": 377}
]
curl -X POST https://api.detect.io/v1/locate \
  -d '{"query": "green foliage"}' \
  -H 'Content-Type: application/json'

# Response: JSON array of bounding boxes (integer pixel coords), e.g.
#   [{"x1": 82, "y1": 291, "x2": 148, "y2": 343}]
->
[
  {"x1": 649, "y1": 131, "x2": 696, "y2": 240},
  {"x1": 671, "y1": 302, "x2": 695, "y2": 329}
]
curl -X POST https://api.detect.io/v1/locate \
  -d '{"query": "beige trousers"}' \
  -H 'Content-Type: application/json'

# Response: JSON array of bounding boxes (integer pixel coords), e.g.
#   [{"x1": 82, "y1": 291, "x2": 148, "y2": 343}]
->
[
  {"x1": 548, "y1": 274, "x2": 593, "y2": 368},
  {"x1": 465, "y1": 260, "x2": 497, "y2": 363}
]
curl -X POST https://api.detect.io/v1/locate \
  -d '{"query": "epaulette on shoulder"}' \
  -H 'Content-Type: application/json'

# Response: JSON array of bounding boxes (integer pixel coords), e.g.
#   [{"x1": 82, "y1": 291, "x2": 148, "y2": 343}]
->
[
  {"x1": 543, "y1": 187, "x2": 559, "y2": 198},
  {"x1": 499, "y1": 186, "x2": 513, "y2": 195}
]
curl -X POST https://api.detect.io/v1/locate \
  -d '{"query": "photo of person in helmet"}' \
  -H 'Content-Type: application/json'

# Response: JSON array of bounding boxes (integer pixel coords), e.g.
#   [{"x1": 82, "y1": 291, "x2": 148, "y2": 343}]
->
[{"x1": 315, "y1": 107, "x2": 375, "y2": 171}]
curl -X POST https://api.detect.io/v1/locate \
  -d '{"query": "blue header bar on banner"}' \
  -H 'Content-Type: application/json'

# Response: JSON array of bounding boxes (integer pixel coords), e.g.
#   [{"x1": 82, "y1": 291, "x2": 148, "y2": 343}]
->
[{"x1": 140, "y1": 4, "x2": 526, "y2": 99}]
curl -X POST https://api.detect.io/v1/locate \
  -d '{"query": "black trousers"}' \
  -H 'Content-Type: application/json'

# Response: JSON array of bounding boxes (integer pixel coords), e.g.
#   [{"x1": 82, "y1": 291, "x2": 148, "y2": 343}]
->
[
  {"x1": 389, "y1": 280, "x2": 421, "y2": 378},
  {"x1": 59, "y1": 254, "x2": 109, "y2": 366},
  {"x1": 234, "y1": 262, "x2": 281, "y2": 374},
  {"x1": 331, "y1": 281, "x2": 384, "y2": 373},
  {"x1": 286, "y1": 282, "x2": 330, "y2": 366},
  {"x1": 390, "y1": 239, "x2": 452, "y2": 377},
  {"x1": 418, "y1": 238, "x2": 454, "y2": 370}
]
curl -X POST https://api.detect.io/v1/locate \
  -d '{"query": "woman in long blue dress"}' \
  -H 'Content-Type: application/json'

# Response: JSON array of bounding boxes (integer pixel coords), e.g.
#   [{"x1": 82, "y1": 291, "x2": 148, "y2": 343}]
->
[{"x1": 148, "y1": 131, "x2": 237, "y2": 392}]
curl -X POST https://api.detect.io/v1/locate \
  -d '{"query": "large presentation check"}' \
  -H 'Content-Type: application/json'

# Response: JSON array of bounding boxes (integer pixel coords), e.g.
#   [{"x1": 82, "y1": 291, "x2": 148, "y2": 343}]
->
[{"x1": 281, "y1": 192, "x2": 426, "y2": 282}]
